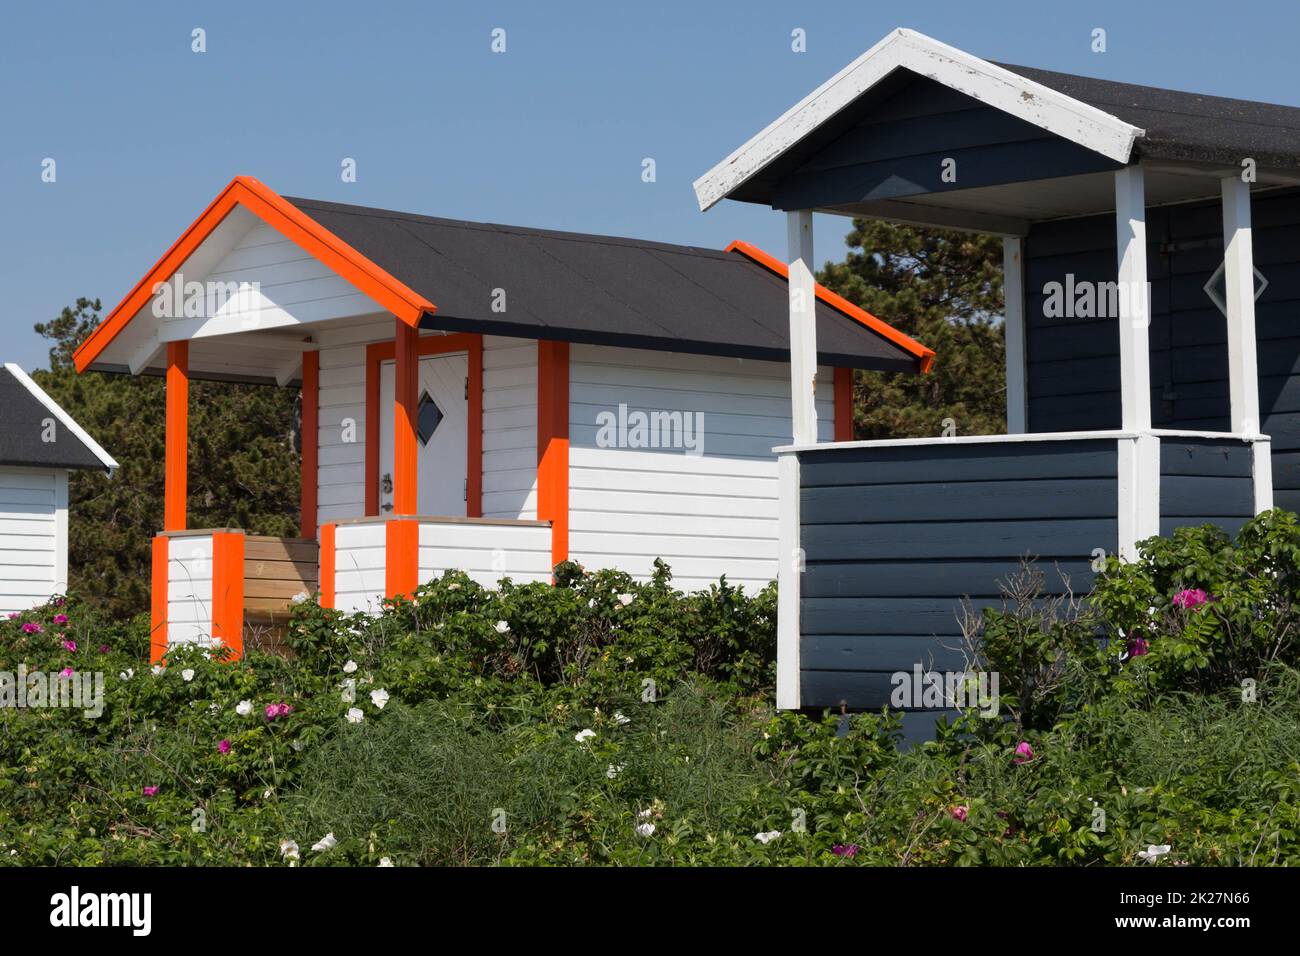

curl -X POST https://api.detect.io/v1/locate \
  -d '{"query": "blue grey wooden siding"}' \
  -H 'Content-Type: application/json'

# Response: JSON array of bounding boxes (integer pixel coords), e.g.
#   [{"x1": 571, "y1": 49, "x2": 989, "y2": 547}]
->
[
  {"x1": 1024, "y1": 188, "x2": 1300, "y2": 512},
  {"x1": 1159, "y1": 437, "x2": 1256, "y2": 537},
  {"x1": 768, "y1": 73, "x2": 1118, "y2": 212},
  {"x1": 797, "y1": 439, "x2": 1118, "y2": 710}
]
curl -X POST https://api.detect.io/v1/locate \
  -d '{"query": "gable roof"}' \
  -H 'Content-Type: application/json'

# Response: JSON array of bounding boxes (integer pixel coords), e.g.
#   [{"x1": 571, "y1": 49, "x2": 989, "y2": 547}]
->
[
  {"x1": 0, "y1": 364, "x2": 118, "y2": 473},
  {"x1": 73, "y1": 177, "x2": 934, "y2": 376},
  {"x1": 284, "y1": 195, "x2": 933, "y2": 371},
  {"x1": 694, "y1": 27, "x2": 1300, "y2": 213}
]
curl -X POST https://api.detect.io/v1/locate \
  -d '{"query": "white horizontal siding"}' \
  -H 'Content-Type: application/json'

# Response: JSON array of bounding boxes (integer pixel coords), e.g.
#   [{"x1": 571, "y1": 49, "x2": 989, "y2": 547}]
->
[
  {"x1": 418, "y1": 520, "x2": 551, "y2": 587},
  {"x1": 566, "y1": 346, "x2": 829, "y2": 593},
  {"x1": 167, "y1": 534, "x2": 213, "y2": 645},
  {"x1": 0, "y1": 467, "x2": 58, "y2": 614},
  {"x1": 483, "y1": 338, "x2": 537, "y2": 519},
  {"x1": 333, "y1": 522, "x2": 386, "y2": 615},
  {"x1": 315, "y1": 331, "x2": 371, "y2": 529}
]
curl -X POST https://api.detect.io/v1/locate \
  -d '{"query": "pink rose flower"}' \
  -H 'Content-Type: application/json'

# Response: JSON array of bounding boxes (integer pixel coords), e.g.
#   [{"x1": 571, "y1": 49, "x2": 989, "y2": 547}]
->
[
  {"x1": 831, "y1": 844, "x2": 859, "y2": 857},
  {"x1": 59, "y1": 667, "x2": 74, "y2": 677},
  {"x1": 265, "y1": 702, "x2": 293, "y2": 721},
  {"x1": 62, "y1": 640, "x2": 76, "y2": 652},
  {"x1": 1128, "y1": 637, "x2": 1149, "y2": 658},
  {"x1": 21, "y1": 622, "x2": 42, "y2": 634},
  {"x1": 1172, "y1": 588, "x2": 1209, "y2": 609},
  {"x1": 98, "y1": 644, "x2": 110, "y2": 654},
  {"x1": 52, "y1": 614, "x2": 68, "y2": 625},
  {"x1": 1013, "y1": 741, "x2": 1035, "y2": 764},
  {"x1": 218, "y1": 739, "x2": 231, "y2": 755},
  {"x1": 6, "y1": 612, "x2": 19, "y2": 620},
  {"x1": 951, "y1": 805, "x2": 969, "y2": 822},
  {"x1": 142, "y1": 786, "x2": 159, "y2": 797}
]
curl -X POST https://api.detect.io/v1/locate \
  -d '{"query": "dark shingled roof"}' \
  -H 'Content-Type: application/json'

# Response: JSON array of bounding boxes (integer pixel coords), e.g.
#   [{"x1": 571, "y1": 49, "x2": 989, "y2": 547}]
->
[
  {"x1": 283, "y1": 197, "x2": 924, "y2": 372},
  {"x1": 998, "y1": 63, "x2": 1300, "y2": 170},
  {"x1": 0, "y1": 367, "x2": 112, "y2": 472}
]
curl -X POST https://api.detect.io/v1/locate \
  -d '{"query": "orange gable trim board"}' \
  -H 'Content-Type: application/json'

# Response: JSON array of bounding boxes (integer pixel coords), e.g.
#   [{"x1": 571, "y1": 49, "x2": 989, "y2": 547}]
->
[
  {"x1": 150, "y1": 536, "x2": 168, "y2": 664},
  {"x1": 537, "y1": 340, "x2": 570, "y2": 568},
  {"x1": 724, "y1": 240, "x2": 935, "y2": 373},
  {"x1": 165, "y1": 341, "x2": 189, "y2": 531},
  {"x1": 300, "y1": 351, "x2": 319, "y2": 539},
  {"x1": 71, "y1": 176, "x2": 437, "y2": 374},
  {"x1": 834, "y1": 367, "x2": 855, "y2": 442},
  {"x1": 364, "y1": 333, "x2": 484, "y2": 517},
  {"x1": 211, "y1": 531, "x2": 245, "y2": 659}
]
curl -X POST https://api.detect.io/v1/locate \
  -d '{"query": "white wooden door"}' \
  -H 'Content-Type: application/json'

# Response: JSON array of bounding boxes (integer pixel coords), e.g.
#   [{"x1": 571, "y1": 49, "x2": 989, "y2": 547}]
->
[{"x1": 378, "y1": 352, "x2": 469, "y2": 516}]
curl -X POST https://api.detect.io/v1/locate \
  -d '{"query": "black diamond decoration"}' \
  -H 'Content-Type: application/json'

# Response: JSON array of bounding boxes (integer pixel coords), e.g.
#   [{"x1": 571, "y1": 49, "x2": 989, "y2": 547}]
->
[{"x1": 416, "y1": 391, "x2": 443, "y2": 445}]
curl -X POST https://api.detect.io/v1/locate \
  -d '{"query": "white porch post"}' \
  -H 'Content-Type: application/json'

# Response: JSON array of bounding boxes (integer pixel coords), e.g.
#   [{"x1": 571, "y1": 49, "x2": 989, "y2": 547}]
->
[
  {"x1": 787, "y1": 210, "x2": 818, "y2": 444},
  {"x1": 1003, "y1": 236, "x2": 1027, "y2": 433},
  {"x1": 1221, "y1": 176, "x2": 1271, "y2": 514},
  {"x1": 1115, "y1": 167, "x2": 1159, "y2": 559},
  {"x1": 777, "y1": 209, "x2": 816, "y2": 711}
]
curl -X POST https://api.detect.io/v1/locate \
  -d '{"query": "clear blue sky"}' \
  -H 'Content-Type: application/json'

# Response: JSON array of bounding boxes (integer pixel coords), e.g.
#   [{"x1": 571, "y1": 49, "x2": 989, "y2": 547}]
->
[{"x1": 2, "y1": 0, "x2": 1296, "y2": 371}]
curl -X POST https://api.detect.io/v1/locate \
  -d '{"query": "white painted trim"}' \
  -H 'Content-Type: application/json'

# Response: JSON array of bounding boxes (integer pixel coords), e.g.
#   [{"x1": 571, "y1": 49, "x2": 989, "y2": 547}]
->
[
  {"x1": 1221, "y1": 176, "x2": 1261, "y2": 436},
  {"x1": 693, "y1": 28, "x2": 1144, "y2": 211},
  {"x1": 3, "y1": 363, "x2": 119, "y2": 473},
  {"x1": 777, "y1": 429, "x2": 1140, "y2": 454},
  {"x1": 274, "y1": 354, "x2": 304, "y2": 388},
  {"x1": 776, "y1": 451, "x2": 801, "y2": 710},
  {"x1": 1003, "y1": 237, "x2": 1027, "y2": 433},
  {"x1": 127, "y1": 337, "x2": 161, "y2": 376},
  {"x1": 1117, "y1": 433, "x2": 1160, "y2": 561},
  {"x1": 1149, "y1": 428, "x2": 1266, "y2": 442},
  {"x1": 53, "y1": 468, "x2": 69, "y2": 595},
  {"x1": 1253, "y1": 438, "x2": 1274, "y2": 513},
  {"x1": 787, "y1": 210, "x2": 818, "y2": 446},
  {"x1": 1115, "y1": 167, "x2": 1152, "y2": 432},
  {"x1": 822, "y1": 199, "x2": 1029, "y2": 237}
]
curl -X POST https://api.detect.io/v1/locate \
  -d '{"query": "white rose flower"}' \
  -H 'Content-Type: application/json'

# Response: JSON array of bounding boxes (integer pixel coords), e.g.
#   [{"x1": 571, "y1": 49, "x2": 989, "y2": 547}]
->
[
  {"x1": 235, "y1": 699, "x2": 253, "y2": 716},
  {"x1": 494, "y1": 620, "x2": 510, "y2": 634},
  {"x1": 119, "y1": 669, "x2": 134, "y2": 680},
  {"x1": 346, "y1": 707, "x2": 365, "y2": 724},
  {"x1": 613, "y1": 711, "x2": 630, "y2": 725},
  {"x1": 575, "y1": 728, "x2": 596, "y2": 743},
  {"x1": 378, "y1": 857, "x2": 394, "y2": 867},
  {"x1": 151, "y1": 665, "x2": 163, "y2": 676},
  {"x1": 370, "y1": 688, "x2": 390, "y2": 709},
  {"x1": 617, "y1": 593, "x2": 634, "y2": 607},
  {"x1": 635, "y1": 822, "x2": 655, "y2": 838},
  {"x1": 343, "y1": 660, "x2": 358, "y2": 674},
  {"x1": 1138, "y1": 844, "x2": 1172, "y2": 862},
  {"x1": 606, "y1": 764, "x2": 624, "y2": 779},
  {"x1": 311, "y1": 833, "x2": 337, "y2": 852},
  {"x1": 182, "y1": 669, "x2": 195, "y2": 682},
  {"x1": 755, "y1": 830, "x2": 782, "y2": 844},
  {"x1": 279, "y1": 839, "x2": 300, "y2": 861}
]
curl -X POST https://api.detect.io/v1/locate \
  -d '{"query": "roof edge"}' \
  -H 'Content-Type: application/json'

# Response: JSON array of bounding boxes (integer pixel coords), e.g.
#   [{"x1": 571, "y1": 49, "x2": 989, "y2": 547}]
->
[
  {"x1": 693, "y1": 27, "x2": 1144, "y2": 212},
  {"x1": 72, "y1": 176, "x2": 438, "y2": 374},
  {"x1": 725, "y1": 241, "x2": 935, "y2": 373},
  {"x1": 4, "y1": 363, "x2": 119, "y2": 473}
]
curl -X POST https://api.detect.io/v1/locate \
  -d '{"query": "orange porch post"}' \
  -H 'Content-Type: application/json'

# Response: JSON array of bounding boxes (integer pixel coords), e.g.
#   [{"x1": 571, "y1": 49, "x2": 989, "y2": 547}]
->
[
  {"x1": 164, "y1": 341, "x2": 188, "y2": 531},
  {"x1": 537, "y1": 340, "x2": 570, "y2": 569},
  {"x1": 387, "y1": 319, "x2": 420, "y2": 598}
]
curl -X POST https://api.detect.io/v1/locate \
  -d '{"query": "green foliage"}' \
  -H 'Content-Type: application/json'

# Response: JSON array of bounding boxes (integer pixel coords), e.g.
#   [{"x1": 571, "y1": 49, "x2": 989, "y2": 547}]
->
[
  {"x1": 30, "y1": 298, "x2": 300, "y2": 618},
  {"x1": 817, "y1": 220, "x2": 1006, "y2": 440}
]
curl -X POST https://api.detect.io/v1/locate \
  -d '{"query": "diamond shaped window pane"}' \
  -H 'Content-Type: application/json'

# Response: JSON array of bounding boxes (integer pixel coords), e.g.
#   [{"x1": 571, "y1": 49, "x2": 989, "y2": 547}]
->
[
  {"x1": 416, "y1": 391, "x2": 443, "y2": 445},
  {"x1": 1203, "y1": 261, "x2": 1269, "y2": 317}
]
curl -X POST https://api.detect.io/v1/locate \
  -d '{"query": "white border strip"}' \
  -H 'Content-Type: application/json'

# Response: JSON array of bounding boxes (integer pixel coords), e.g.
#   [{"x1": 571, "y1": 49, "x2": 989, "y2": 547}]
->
[{"x1": 4, "y1": 363, "x2": 119, "y2": 473}]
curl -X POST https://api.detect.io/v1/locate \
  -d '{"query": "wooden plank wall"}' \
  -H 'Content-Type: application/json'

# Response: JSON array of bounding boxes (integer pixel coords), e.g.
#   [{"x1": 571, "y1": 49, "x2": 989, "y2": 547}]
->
[
  {"x1": 1158, "y1": 437, "x2": 1256, "y2": 537},
  {"x1": 797, "y1": 439, "x2": 1119, "y2": 710},
  {"x1": 243, "y1": 535, "x2": 318, "y2": 651},
  {"x1": 1025, "y1": 188, "x2": 1300, "y2": 511}
]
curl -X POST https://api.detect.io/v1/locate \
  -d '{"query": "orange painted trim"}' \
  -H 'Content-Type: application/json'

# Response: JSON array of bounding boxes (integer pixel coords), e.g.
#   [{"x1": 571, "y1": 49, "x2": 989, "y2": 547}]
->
[
  {"x1": 150, "y1": 535, "x2": 168, "y2": 664},
  {"x1": 725, "y1": 240, "x2": 936, "y2": 374},
  {"x1": 300, "y1": 351, "x2": 319, "y2": 539},
  {"x1": 536, "y1": 340, "x2": 570, "y2": 569},
  {"x1": 385, "y1": 519, "x2": 419, "y2": 599},
  {"x1": 164, "y1": 341, "x2": 188, "y2": 532},
  {"x1": 72, "y1": 175, "x2": 437, "y2": 373},
  {"x1": 211, "y1": 532, "x2": 245, "y2": 660},
  {"x1": 364, "y1": 333, "x2": 484, "y2": 516},
  {"x1": 319, "y1": 523, "x2": 336, "y2": 609},
  {"x1": 393, "y1": 322, "x2": 420, "y2": 516},
  {"x1": 834, "y1": 367, "x2": 855, "y2": 442}
]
